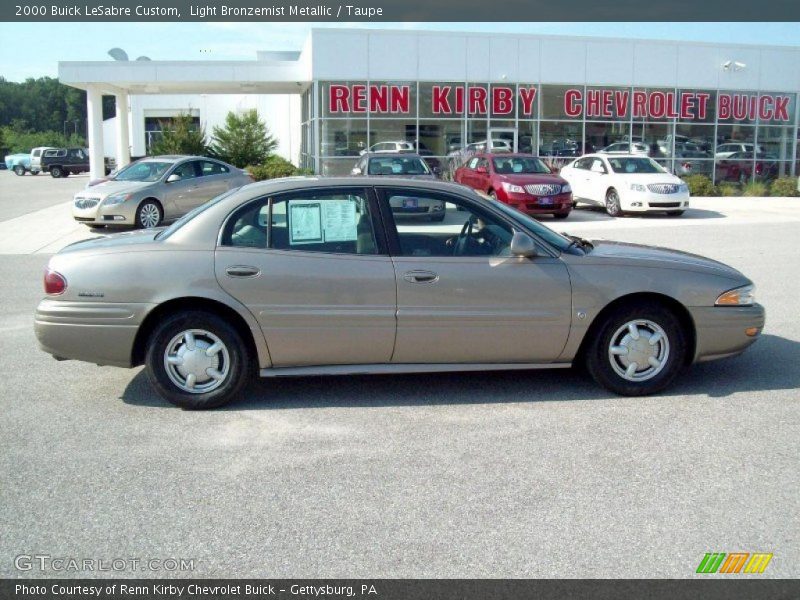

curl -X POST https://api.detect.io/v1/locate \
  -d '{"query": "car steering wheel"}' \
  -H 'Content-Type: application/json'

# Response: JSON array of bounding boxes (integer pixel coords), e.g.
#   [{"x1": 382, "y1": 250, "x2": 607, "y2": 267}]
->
[{"x1": 453, "y1": 215, "x2": 476, "y2": 256}]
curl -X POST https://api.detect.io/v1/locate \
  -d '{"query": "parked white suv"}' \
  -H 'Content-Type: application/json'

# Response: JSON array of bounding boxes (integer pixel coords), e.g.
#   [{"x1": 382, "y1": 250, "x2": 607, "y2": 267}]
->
[
  {"x1": 560, "y1": 154, "x2": 690, "y2": 217},
  {"x1": 360, "y1": 141, "x2": 415, "y2": 155}
]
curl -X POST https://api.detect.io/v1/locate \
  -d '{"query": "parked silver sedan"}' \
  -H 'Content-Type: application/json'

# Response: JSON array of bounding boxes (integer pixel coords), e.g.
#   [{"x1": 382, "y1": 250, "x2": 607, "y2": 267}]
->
[
  {"x1": 38, "y1": 178, "x2": 764, "y2": 409},
  {"x1": 72, "y1": 155, "x2": 252, "y2": 229}
]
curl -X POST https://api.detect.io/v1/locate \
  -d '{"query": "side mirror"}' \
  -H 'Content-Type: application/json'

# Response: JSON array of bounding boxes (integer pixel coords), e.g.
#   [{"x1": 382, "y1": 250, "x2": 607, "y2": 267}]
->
[
  {"x1": 351, "y1": 167, "x2": 362, "y2": 176},
  {"x1": 510, "y1": 232, "x2": 537, "y2": 258},
  {"x1": 166, "y1": 173, "x2": 181, "y2": 183}
]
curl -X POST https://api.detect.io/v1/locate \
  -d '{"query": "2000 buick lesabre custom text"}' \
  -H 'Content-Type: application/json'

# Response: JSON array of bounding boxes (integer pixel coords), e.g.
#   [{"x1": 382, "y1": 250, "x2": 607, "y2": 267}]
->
[{"x1": 35, "y1": 178, "x2": 764, "y2": 409}]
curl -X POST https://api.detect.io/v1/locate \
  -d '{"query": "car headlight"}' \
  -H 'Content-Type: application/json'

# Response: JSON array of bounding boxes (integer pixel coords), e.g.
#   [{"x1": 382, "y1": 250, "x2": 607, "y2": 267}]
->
[
  {"x1": 715, "y1": 284, "x2": 755, "y2": 306},
  {"x1": 629, "y1": 183, "x2": 647, "y2": 192},
  {"x1": 561, "y1": 183, "x2": 572, "y2": 194},
  {"x1": 103, "y1": 193, "x2": 132, "y2": 206},
  {"x1": 679, "y1": 183, "x2": 690, "y2": 193},
  {"x1": 501, "y1": 182, "x2": 526, "y2": 194}
]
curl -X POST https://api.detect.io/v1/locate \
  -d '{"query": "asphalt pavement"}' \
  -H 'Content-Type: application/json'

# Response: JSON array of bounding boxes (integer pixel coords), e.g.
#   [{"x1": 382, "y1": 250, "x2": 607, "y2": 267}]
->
[{"x1": 0, "y1": 170, "x2": 798, "y2": 578}]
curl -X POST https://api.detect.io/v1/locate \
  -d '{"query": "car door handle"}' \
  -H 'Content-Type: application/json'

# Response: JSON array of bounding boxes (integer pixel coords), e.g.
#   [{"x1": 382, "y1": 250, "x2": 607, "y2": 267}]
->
[
  {"x1": 226, "y1": 265, "x2": 260, "y2": 278},
  {"x1": 403, "y1": 270, "x2": 439, "y2": 284}
]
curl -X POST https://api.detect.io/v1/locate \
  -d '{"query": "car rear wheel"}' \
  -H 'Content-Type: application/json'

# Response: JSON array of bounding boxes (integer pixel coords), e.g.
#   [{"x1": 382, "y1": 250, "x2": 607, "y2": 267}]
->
[
  {"x1": 13, "y1": 165, "x2": 26, "y2": 176},
  {"x1": 145, "y1": 311, "x2": 251, "y2": 409},
  {"x1": 605, "y1": 189, "x2": 623, "y2": 217},
  {"x1": 585, "y1": 302, "x2": 687, "y2": 396},
  {"x1": 553, "y1": 212, "x2": 570, "y2": 219},
  {"x1": 136, "y1": 200, "x2": 163, "y2": 229},
  {"x1": 50, "y1": 166, "x2": 63, "y2": 178}
]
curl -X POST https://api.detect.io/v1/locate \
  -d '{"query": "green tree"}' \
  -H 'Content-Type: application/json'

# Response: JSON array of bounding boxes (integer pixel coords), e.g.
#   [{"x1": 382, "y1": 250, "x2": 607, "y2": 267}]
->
[
  {"x1": 209, "y1": 109, "x2": 276, "y2": 168},
  {"x1": 149, "y1": 113, "x2": 207, "y2": 156}
]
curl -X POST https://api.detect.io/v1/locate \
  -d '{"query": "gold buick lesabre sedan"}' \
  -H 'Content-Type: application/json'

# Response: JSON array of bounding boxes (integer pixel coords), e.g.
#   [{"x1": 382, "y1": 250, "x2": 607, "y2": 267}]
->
[{"x1": 35, "y1": 178, "x2": 764, "y2": 409}]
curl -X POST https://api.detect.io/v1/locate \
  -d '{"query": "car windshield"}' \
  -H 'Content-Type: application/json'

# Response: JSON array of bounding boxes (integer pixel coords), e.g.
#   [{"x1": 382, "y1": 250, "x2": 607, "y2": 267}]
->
[
  {"x1": 492, "y1": 156, "x2": 550, "y2": 174},
  {"x1": 114, "y1": 161, "x2": 174, "y2": 182},
  {"x1": 606, "y1": 157, "x2": 665, "y2": 174},
  {"x1": 155, "y1": 189, "x2": 238, "y2": 241},
  {"x1": 487, "y1": 196, "x2": 572, "y2": 252},
  {"x1": 367, "y1": 156, "x2": 430, "y2": 176}
]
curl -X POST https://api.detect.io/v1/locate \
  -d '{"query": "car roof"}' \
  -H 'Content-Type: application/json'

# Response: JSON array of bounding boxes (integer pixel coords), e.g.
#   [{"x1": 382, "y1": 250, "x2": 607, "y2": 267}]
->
[
  {"x1": 479, "y1": 153, "x2": 540, "y2": 159},
  {"x1": 242, "y1": 176, "x2": 466, "y2": 195}
]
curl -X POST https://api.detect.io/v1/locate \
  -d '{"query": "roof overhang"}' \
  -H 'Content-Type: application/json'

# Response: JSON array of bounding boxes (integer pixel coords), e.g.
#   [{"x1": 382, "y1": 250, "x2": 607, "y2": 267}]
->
[{"x1": 58, "y1": 60, "x2": 312, "y2": 95}]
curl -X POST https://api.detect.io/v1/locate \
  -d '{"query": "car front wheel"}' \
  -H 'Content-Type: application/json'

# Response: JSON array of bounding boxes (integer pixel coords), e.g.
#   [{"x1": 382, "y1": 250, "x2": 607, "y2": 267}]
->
[
  {"x1": 605, "y1": 189, "x2": 623, "y2": 217},
  {"x1": 145, "y1": 311, "x2": 251, "y2": 409},
  {"x1": 586, "y1": 302, "x2": 687, "y2": 396},
  {"x1": 136, "y1": 200, "x2": 163, "y2": 228}
]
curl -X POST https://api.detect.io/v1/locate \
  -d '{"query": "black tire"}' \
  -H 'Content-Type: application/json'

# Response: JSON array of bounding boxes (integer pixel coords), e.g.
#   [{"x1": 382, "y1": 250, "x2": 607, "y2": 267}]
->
[
  {"x1": 605, "y1": 188, "x2": 623, "y2": 217},
  {"x1": 667, "y1": 210, "x2": 685, "y2": 216},
  {"x1": 30, "y1": 170, "x2": 39, "y2": 176},
  {"x1": 553, "y1": 212, "x2": 570, "y2": 219},
  {"x1": 50, "y1": 166, "x2": 63, "y2": 178},
  {"x1": 145, "y1": 310, "x2": 252, "y2": 409},
  {"x1": 13, "y1": 165, "x2": 26, "y2": 176},
  {"x1": 135, "y1": 199, "x2": 163, "y2": 229},
  {"x1": 585, "y1": 302, "x2": 687, "y2": 396}
]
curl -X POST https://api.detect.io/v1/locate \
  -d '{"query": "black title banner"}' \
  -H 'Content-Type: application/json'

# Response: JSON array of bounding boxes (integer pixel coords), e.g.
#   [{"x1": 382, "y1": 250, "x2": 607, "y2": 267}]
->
[
  {"x1": 4, "y1": 0, "x2": 800, "y2": 21},
  {"x1": 3, "y1": 580, "x2": 800, "y2": 600}
]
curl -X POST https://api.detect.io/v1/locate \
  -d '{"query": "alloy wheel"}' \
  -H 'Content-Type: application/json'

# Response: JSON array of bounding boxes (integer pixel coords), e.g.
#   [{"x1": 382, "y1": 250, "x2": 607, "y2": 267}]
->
[
  {"x1": 139, "y1": 203, "x2": 161, "y2": 228},
  {"x1": 606, "y1": 191, "x2": 622, "y2": 216}
]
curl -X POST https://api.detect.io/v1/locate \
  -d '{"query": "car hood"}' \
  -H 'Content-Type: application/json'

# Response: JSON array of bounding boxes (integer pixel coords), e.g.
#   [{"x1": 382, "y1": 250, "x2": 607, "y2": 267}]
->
[
  {"x1": 586, "y1": 240, "x2": 745, "y2": 280},
  {"x1": 58, "y1": 228, "x2": 165, "y2": 254},
  {"x1": 610, "y1": 172, "x2": 683, "y2": 185},
  {"x1": 495, "y1": 173, "x2": 566, "y2": 185},
  {"x1": 78, "y1": 180, "x2": 154, "y2": 198}
]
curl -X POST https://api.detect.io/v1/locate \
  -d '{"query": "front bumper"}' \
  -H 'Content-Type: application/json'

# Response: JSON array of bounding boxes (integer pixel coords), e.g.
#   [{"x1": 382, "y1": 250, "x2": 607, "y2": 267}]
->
[
  {"x1": 621, "y1": 190, "x2": 690, "y2": 212},
  {"x1": 689, "y1": 303, "x2": 765, "y2": 362},
  {"x1": 502, "y1": 191, "x2": 573, "y2": 214},
  {"x1": 72, "y1": 198, "x2": 137, "y2": 226},
  {"x1": 34, "y1": 298, "x2": 154, "y2": 367}
]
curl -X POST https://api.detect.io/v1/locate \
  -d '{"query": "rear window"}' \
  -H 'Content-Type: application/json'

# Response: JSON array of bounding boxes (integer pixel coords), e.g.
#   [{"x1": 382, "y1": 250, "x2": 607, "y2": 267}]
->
[{"x1": 367, "y1": 156, "x2": 430, "y2": 176}]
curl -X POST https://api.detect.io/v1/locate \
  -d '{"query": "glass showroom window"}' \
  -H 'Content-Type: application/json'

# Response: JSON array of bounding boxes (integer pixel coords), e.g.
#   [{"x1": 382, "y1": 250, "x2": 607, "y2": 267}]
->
[
  {"x1": 419, "y1": 82, "x2": 465, "y2": 119},
  {"x1": 584, "y1": 121, "x2": 630, "y2": 154},
  {"x1": 630, "y1": 122, "x2": 675, "y2": 158},
  {"x1": 518, "y1": 121, "x2": 537, "y2": 154},
  {"x1": 515, "y1": 84, "x2": 539, "y2": 120},
  {"x1": 757, "y1": 125, "x2": 794, "y2": 161},
  {"x1": 418, "y1": 119, "x2": 463, "y2": 157},
  {"x1": 540, "y1": 121, "x2": 584, "y2": 171},
  {"x1": 320, "y1": 118, "x2": 368, "y2": 157},
  {"x1": 540, "y1": 85, "x2": 581, "y2": 120},
  {"x1": 584, "y1": 86, "x2": 631, "y2": 121},
  {"x1": 676, "y1": 90, "x2": 716, "y2": 124},
  {"x1": 369, "y1": 119, "x2": 418, "y2": 150},
  {"x1": 631, "y1": 88, "x2": 678, "y2": 122},
  {"x1": 672, "y1": 123, "x2": 715, "y2": 179}
]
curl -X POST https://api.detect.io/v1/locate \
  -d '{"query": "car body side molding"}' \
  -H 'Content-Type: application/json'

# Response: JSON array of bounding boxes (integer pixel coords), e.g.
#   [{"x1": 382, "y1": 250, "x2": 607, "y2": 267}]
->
[{"x1": 259, "y1": 362, "x2": 572, "y2": 378}]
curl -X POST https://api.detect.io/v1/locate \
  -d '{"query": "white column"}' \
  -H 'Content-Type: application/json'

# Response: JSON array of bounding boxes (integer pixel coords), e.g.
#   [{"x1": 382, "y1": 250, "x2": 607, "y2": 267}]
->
[
  {"x1": 86, "y1": 86, "x2": 104, "y2": 181},
  {"x1": 114, "y1": 90, "x2": 131, "y2": 169}
]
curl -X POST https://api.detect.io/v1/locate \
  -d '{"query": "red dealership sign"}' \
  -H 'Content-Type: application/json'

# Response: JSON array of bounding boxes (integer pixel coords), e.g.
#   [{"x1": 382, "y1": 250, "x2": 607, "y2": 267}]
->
[{"x1": 328, "y1": 84, "x2": 792, "y2": 122}]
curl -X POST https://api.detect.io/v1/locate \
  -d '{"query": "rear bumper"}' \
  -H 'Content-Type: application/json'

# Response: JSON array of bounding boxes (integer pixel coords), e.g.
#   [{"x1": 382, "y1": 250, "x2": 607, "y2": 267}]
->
[
  {"x1": 34, "y1": 299, "x2": 154, "y2": 367},
  {"x1": 689, "y1": 303, "x2": 765, "y2": 362}
]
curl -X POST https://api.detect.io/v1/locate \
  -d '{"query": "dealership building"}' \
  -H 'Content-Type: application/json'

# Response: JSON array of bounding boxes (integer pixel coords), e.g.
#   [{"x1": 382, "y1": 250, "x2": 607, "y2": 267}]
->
[{"x1": 59, "y1": 28, "x2": 800, "y2": 182}]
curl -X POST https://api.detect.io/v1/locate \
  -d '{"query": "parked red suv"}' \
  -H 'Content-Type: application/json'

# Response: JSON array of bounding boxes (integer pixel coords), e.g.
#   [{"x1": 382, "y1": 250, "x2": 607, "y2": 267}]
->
[{"x1": 454, "y1": 153, "x2": 573, "y2": 218}]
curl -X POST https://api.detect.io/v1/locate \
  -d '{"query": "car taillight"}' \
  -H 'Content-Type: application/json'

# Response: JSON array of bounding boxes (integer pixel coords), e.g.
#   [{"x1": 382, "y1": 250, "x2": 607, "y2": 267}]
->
[{"x1": 44, "y1": 268, "x2": 67, "y2": 295}]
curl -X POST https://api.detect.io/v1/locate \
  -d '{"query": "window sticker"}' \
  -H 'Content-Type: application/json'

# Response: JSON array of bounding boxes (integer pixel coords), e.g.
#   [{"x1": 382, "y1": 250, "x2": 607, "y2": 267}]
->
[
  {"x1": 288, "y1": 201, "x2": 323, "y2": 245},
  {"x1": 321, "y1": 200, "x2": 358, "y2": 242}
]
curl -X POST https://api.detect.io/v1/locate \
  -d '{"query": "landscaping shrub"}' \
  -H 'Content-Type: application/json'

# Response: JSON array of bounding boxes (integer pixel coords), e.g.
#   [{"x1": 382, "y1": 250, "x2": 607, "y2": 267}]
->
[
  {"x1": 246, "y1": 155, "x2": 309, "y2": 181},
  {"x1": 682, "y1": 174, "x2": 715, "y2": 197},
  {"x1": 716, "y1": 183, "x2": 741, "y2": 197},
  {"x1": 769, "y1": 176, "x2": 800, "y2": 197},
  {"x1": 742, "y1": 181, "x2": 769, "y2": 197}
]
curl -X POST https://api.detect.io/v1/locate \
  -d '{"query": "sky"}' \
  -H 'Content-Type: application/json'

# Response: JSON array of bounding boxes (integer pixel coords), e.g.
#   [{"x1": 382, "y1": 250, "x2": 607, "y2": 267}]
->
[{"x1": 1, "y1": 21, "x2": 799, "y2": 82}]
